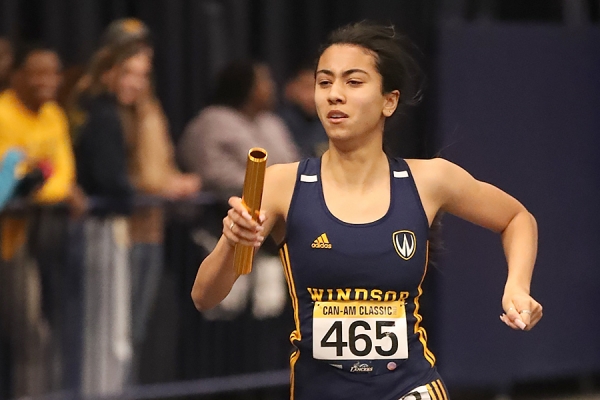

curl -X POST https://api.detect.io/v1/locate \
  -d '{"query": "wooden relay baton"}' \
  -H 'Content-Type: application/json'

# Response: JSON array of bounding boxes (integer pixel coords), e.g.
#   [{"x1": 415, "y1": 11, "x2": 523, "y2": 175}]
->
[{"x1": 234, "y1": 148, "x2": 268, "y2": 275}]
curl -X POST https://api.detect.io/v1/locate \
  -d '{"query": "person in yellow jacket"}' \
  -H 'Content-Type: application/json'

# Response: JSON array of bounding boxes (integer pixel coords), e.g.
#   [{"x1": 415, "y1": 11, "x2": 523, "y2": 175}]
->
[
  {"x1": 0, "y1": 43, "x2": 85, "y2": 260},
  {"x1": 0, "y1": 43, "x2": 87, "y2": 397},
  {"x1": 0, "y1": 44, "x2": 72, "y2": 202}
]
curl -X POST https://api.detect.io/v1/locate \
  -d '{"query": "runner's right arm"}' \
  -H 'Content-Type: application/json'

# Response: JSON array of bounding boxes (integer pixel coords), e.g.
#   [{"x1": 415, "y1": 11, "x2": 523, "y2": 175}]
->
[{"x1": 191, "y1": 162, "x2": 297, "y2": 311}]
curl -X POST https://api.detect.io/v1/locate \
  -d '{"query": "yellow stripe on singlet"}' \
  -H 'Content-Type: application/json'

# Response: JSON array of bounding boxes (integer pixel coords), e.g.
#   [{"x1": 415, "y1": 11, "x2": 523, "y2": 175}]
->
[
  {"x1": 279, "y1": 244, "x2": 301, "y2": 338},
  {"x1": 431, "y1": 380, "x2": 445, "y2": 400},
  {"x1": 279, "y1": 243, "x2": 301, "y2": 400},
  {"x1": 413, "y1": 241, "x2": 436, "y2": 366},
  {"x1": 435, "y1": 379, "x2": 449, "y2": 400},
  {"x1": 426, "y1": 383, "x2": 438, "y2": 400},
  {"x1": 289, "y1": 349, "x2": 300, "y2": 400}
]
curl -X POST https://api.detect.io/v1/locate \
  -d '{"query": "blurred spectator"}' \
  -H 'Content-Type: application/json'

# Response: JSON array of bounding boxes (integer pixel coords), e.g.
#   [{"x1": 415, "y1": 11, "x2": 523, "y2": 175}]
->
[
  {"x1": 95, "y1": 19, "x2": 200, "y2": 198},
  {"x1": 69, "y1": 41, "x2": 157, "y2": 395},
  {"x1": 178, "y1": 60, "x2": 298, "y2": 197},
  {"x1": 97, "y1": 18, "x2": 201, "y2": 382},
  {"x1": 178, "y1": 60, "x2": 297, "y2": 321},
  {"x1": 0, "y1": 43, "x2": 78, "y2": 397},
  {"x1": 122, "y1": 89, "x2": 201, "y2": 199},
  {"x1": 101, "y1": 18, "x2": 151, "y2": 49},
  {"x1": 0, "y1": 42, "x2": 81, "y2": 265},
  {"x1": 0, "y1": 149, "x2": 24, "y2": 209},
  {"x1": 70, "y1": 44, "x2": 144, "y2": 213},
  {"x1": 0, "y1": 43, "x2": 81, "y2": 211},
  {"x1": 0, "y1": 37, "x2": 13, "y2": 93},
  {"x1": 278, "y1": 62, "x2": 328, "y2": 158}
]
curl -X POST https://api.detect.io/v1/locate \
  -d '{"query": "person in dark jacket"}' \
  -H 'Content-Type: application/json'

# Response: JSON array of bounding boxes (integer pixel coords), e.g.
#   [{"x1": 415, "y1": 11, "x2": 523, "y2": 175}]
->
[
  {"x1": 70, "y1": 42, "x2": 151, "y2": 215},
  {"x1": 68, "y1": 40, "x2": 153, "y2": 394}
]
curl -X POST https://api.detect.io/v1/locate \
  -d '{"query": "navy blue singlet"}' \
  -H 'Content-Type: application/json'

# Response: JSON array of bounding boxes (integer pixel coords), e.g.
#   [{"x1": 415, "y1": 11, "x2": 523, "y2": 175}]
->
[{"x1": 279, "y1": 157, "x2": 440, "y2": 400}]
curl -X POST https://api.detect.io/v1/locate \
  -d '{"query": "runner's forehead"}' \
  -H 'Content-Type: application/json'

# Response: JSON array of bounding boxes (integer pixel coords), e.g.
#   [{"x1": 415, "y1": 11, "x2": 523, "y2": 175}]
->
[{"x1": 316, "y1": 44, "x2": 378, "y2": 76}]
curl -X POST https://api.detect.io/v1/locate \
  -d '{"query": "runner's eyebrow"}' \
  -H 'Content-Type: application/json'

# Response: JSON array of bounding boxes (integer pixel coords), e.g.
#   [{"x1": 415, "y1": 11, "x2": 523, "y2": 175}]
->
[{"x1": 316, "y1": 69, "x2": 370, "y2": 77}]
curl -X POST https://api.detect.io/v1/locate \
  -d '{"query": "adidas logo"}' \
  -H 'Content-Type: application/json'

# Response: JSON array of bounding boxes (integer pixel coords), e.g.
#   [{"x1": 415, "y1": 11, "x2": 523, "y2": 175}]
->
[{"x1": 312, "y1": 233, "x2": 332, "y2": 249}]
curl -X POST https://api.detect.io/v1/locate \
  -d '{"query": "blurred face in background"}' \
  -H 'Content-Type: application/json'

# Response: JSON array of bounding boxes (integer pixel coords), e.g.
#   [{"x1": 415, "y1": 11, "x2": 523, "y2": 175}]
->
[
  {"x1": 0, "y1": 38, "x2": 13, "y2": 88},
  {"x1": 250, "y1": 64, "x2": 275, "y2": 111},
  {"x1": 14, "y1": 50, "x2": 62, "y2": 111},
  {"x1": 104, "y1": 49, "x2": 151, "y2": 106},
  {"x1": 285, "y1": 69, "x2": 317, "y2": 117}
]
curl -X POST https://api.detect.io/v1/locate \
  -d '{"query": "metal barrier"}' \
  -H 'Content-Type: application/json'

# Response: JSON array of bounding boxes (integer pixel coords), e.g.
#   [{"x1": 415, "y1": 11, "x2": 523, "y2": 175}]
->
[
  {"x1": 14, "y1": 369, "x2": 290, "y2": 400},
  {"x1": 0, "y1": 194, "x2": 293, "y2": 400}
]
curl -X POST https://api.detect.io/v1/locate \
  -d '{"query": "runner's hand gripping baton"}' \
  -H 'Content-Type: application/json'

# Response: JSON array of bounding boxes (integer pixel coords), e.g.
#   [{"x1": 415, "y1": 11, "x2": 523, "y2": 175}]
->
[{"x1": 234, "y1": 148, "x2": 268, "y2": 275}]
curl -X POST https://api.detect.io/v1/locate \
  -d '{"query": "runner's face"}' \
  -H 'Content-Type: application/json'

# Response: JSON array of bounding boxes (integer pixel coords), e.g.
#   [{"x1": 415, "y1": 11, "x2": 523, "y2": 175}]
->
[{"x1": 315, "y1": 44, "x2": 397, "y2": 143}]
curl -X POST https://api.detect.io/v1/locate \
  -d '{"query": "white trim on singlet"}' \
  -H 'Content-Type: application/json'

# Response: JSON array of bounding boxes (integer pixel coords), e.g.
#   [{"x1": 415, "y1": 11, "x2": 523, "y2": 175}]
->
[
  {"x1": 300, "y1": 174, "x2": 318, "y2": 182},
  {"x1": 393, "y1": 171, "x2": 409, "y2": 178}
]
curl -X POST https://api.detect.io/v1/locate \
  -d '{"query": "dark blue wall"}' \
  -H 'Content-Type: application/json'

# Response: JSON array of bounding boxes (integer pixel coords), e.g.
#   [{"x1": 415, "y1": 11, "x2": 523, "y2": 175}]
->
[{"x1": 435, "y1": 24, "x2": 600, "y2": 388}]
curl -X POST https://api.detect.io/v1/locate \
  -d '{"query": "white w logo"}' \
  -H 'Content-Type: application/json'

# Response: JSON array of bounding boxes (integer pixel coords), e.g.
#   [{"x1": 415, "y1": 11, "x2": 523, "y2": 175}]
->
[{"x1": 393, "y1": 231, "x2": 416, "y2": 260}]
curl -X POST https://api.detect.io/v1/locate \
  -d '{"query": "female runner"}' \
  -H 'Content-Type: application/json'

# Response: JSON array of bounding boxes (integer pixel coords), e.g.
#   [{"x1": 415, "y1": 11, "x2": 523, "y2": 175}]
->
[{"x1": 191, "y1": 22, "x2": 542, "y2": 400}]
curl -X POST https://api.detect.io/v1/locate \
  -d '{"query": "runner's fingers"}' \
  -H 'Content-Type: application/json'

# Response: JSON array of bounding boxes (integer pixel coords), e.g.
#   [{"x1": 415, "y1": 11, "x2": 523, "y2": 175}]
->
[
  {"x1": 224, "y1": 215, "x2": 263, "y2": 243},
  {"x1": 227, "y1": 197, "x2": 263, "y2": 230},
  {"x1": 259, "y1": 211, "x2": 267, "y2": 224},
  {"x1": 516, "y1": 299, "x2": 544, "y2": 329},
  {"x1": 226, "y1": 208, "x2": 261, "y2": 232},
  {"x1": 227, "y1": 196, "x2": 244, "y2": 212},
  {"x1": 504, "y1": 302, "x2": 526, "y2": 330},
  {"x1": 223, "y1": 217, "x2": 263, "y2": 247},
  {"x1": 503, "y1": 298, "x2": 543, "y2": 331},
  {"x1": 526, "y1": 310, "x2": 543, "y2": 330},
  {"x1": 513, "y1": 300, "x2": 532, "y2": 326},
  {"x1": 500, "y1": 313, "x2": 520, "y2": 330},
  {"x1": 523, "y1": 305, "x2": 543, "y2": 331},
  {"x1": 222, "y1": 224, "x2": 260, "y2": 247},
  {"x1": 222, "y1": 224, "x2": 239, "y2": 245},
  {"x1": 501, "y1": 316, "x2": 520, "y2": 330},
  {"x1": 228, "y1": 196, "x2": 254, "y2": 221}
]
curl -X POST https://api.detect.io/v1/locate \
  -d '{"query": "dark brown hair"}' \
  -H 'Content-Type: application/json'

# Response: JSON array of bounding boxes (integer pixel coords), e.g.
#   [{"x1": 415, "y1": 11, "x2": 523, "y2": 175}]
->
[
  {"x1": 318, "y1": 21, "x2": 424, "y2": 107},
  {"x1": 212, "y1": 60, "x2": 257, "y2": 109}
]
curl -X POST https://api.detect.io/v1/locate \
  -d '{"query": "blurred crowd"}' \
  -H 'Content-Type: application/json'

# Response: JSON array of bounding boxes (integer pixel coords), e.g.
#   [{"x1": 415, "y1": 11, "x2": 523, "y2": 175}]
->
[{"x1": 0, "y1": 18, "x2": 327, "y2": 399}]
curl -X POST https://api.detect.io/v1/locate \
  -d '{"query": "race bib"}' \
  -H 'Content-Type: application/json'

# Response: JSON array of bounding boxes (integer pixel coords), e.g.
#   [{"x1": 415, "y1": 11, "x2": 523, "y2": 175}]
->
[{"x1": 312, "y1": 300, "x2": 408, "y2": 360}]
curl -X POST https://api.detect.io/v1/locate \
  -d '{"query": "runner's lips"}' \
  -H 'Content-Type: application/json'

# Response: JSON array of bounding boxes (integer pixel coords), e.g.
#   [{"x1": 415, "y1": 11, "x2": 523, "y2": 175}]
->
[{"x1": 327, "y1": 110, "x2": 349, "y2": 119}]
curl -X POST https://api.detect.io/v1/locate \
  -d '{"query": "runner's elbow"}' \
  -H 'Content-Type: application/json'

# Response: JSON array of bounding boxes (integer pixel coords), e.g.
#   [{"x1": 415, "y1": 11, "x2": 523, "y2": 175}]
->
[{"x1": 191, "y1": 287, "x2": 216, "y2": 312}]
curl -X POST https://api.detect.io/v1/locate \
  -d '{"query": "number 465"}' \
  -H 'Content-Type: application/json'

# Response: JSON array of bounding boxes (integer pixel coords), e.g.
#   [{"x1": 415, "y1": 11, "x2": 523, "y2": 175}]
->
[{"x1": 320, "y1": 321, "x2": 398, "y2": 357}]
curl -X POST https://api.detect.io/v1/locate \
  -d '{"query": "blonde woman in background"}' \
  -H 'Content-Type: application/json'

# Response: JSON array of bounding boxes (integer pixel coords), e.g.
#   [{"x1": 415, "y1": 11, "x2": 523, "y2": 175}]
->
[
  {"x1": 69, "y1": 39, "x2": 150, "y2": 395},
  {"x1": 72, "y1": 19, "x2": 201, "y2": 386}
]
